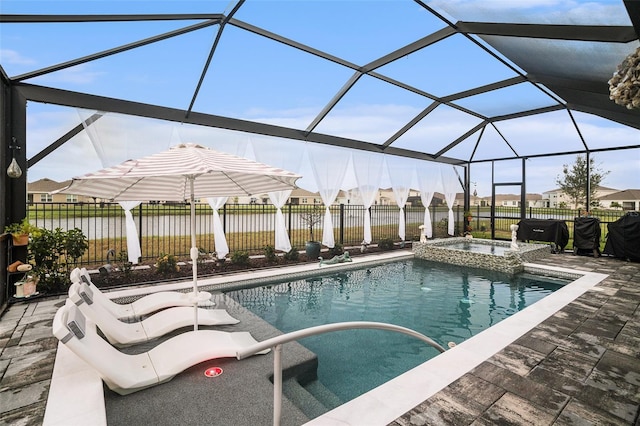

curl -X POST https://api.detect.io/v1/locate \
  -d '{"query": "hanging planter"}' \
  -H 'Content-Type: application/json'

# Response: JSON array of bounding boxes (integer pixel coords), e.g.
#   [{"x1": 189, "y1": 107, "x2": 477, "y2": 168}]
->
[{"x1": 609, "y1": 46, "x2": 640, "y2": 110}]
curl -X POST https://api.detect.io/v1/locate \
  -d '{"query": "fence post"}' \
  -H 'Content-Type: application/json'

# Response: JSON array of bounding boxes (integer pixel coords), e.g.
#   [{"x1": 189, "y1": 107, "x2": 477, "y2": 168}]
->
[
  {"x1": 287, "y1": 203, "x2": 292, "y2": 236},
  {"x1": 339, "y1": 204, "x2": 344, "y2": 245},
  {"x1": 223, "y1": 203, "x2": 227, "y2": 233},
  {"x1": 138, "y1": 203, "x2": 143, "y2": 262}
]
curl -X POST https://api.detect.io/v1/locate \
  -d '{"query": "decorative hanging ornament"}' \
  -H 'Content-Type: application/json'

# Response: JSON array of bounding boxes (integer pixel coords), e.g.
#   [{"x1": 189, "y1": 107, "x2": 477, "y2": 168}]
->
[
  {"x1": 7, "y1": 139, "x2": 23, "y2": 178},
  {"x1": 7, "y1": 157, "x2": 22, "y2": 178},
  {"x1": 608, "y1": 46, "x2": 640, "y2": 110}
]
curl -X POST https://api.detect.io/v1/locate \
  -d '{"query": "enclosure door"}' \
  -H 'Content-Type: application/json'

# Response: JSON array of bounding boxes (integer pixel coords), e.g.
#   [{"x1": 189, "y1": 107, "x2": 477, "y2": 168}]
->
[{"x1": 491, "y1": 183, "x2": 524, "y2": 240}]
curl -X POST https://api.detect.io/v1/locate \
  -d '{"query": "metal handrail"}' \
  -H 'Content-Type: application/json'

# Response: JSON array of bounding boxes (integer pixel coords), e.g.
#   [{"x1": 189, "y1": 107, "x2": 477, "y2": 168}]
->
[{"x1": 236, "y1": 321, "x2": 446, "y2": 426}]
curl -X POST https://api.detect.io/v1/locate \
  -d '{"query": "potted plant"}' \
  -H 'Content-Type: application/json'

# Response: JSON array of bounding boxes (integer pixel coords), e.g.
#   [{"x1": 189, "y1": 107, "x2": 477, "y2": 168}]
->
[
  {"x1": 300, "y1": 204, "x2": 323, "y2": 259},
  {"x1": 4, "y1": 218, "x2": 39, "y2": 246}
]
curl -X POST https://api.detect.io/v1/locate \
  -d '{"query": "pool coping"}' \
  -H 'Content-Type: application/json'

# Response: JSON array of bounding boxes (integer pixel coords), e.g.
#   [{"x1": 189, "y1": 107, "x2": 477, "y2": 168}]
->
[{"x1": 43, "y1": 251, "x2": 607, "y2": 425}]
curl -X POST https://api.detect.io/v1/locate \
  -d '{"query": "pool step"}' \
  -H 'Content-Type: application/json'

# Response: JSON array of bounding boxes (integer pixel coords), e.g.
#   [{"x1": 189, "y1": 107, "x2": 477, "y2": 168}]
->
[{"x1": 283, "y1": 377, "x2": 342, "y2": 419}]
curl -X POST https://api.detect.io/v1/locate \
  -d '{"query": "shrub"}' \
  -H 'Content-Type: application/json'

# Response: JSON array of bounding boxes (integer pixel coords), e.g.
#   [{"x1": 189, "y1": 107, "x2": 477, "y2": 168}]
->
[
  {"x1": 117, "y1": 250, "x2": 133, "y2": 276},
  {"x1": 378, "y1": 238, "x2": 394, "y2": 251},
  {"x1": 156, "y1": 253, "x2": 179, "y2": 275},
  {"x1": 263, "y1": 245, "x2": 278, "y2": 263},
  {"x1": 29, "y1": 226, "x2": 88, "y2": 293},
  {"x1": 283, "y1": 247, "x2": 299, "y2": 261},
  {"x1": 231, "y1": 250, "x2": 250, "y2": 266},
  {"x1": 329, "y1": 243, "x2": 344, "y2": 257}
]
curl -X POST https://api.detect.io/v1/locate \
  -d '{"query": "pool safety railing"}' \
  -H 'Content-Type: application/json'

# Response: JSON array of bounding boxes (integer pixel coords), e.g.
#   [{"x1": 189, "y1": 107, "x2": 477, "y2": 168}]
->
[{"x1": 236, "y1": 321, "x2": 446, "y2": 426}]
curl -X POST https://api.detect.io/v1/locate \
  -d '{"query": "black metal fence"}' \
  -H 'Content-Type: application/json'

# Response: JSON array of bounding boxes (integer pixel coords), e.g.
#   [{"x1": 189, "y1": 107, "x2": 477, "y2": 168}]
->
[
  {"x1": 470, "y1": 205, "x2": 626, "y2": 244},
  {"x1": 24, "y1": 202, "x2": 627, "y2": 268},
  {"x1": 26, "y1": 202, "x2": 452, "y2": 267}
]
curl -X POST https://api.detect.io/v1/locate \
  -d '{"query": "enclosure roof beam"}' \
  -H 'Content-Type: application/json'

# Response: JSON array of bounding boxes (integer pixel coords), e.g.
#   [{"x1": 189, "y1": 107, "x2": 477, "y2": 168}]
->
[
  {"x1": 17, "y1": 83, "x2": 465, "y2": 165},
  {"x1": 456, "y1": 21, "x2": 637, "y2": 43}
]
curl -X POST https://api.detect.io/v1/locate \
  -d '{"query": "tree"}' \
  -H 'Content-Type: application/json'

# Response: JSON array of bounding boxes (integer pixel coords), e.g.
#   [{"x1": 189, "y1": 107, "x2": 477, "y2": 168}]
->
[{"x1": 555, "y1": 155, "x2": 609, "y2": 209}]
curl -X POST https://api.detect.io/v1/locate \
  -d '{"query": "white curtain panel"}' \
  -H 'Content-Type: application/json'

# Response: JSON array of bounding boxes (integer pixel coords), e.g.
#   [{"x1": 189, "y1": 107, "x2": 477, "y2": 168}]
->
[
  {"x1": 118, "y1": 201, "x2": 142, "y2": 264},
  {"x1": 77, "y1": 109, "x2": 173, "y2": 168},
  {"x1": 251, "y1": 138, "x2": 305, "y2": 252},
  {"x1": 77, "y1": 109, "x2": 110, "y2": 165},
  {"x1": 79, "y1": 113, "x2": 144, "y2": 265},
  {"x1": 269, "y1": 190, "x2": 293, "y2": 252},
  {"x1": 387, "y1": 156, "x2": 415, "y2": 241},
  {"x1": 441, "y1": 165, "x2": 463, "y2": 236},
  {"x1": 308, "y1": 144, "x2": 351, "y2": 248},
  {"x1": 352, "y1": 151, "x2": 384, "y2": 244},
  {"x1": 206, "y1": 197, "x2": 230, "y2": 259},
  {"x1": 416, "y1": 161, "x2": 442, "y2": 238}
]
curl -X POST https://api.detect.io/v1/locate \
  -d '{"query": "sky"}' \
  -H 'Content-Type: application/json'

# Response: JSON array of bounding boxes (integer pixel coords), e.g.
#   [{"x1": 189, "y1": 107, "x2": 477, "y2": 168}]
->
[{"x1": 1, "y1": 0, "x2": 639, "y2": 198}]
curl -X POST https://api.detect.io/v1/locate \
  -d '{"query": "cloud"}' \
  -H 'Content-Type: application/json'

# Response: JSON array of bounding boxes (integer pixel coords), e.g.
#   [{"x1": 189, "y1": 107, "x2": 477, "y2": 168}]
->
[
  {"x1": 34, "y1": 63, "x2": 106, "y2": 85},
  {"x1": 428, "y1": 0, "x2": 630, "y2": 25},
  {"x1": 0, "y1": 49, "x2": 37, "y2": 65}
]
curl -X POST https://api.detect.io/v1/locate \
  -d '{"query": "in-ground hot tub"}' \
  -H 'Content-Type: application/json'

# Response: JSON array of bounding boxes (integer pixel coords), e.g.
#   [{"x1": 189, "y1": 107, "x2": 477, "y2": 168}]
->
[{"x1": 413, "y1": 237, "x2": 551, "y2": 274}]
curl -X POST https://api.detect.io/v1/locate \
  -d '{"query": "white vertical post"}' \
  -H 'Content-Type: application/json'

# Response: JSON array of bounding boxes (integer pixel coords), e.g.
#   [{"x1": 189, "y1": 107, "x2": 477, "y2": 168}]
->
[
  {"x1": 190, "y1": 177, "x2": 198, "y2": 331},
  {"x1": 273, "y1": 344, "x2": 283, "y2": 426}
]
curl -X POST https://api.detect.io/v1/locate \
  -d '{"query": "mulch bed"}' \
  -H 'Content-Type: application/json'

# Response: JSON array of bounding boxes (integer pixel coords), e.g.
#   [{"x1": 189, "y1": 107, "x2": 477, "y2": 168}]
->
[{"x1": 89, "y1": 244, "x2": 409, "y2": 290}]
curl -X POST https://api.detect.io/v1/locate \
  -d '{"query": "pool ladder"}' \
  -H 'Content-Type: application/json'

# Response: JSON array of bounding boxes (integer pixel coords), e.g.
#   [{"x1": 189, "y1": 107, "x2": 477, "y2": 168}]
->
[{"x1": 237, "y1": 321, "x2": 446, "y2": 426}]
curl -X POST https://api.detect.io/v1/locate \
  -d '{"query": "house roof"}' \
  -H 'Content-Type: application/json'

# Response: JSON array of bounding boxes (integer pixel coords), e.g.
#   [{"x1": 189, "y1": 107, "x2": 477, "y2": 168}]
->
[
  {"x1": 457, "y1": 193, "x2": 542, "y2": 201},
  {"x1": 28, "y1": 178, "x2": 71, "y2": 193},
  {"x1": 543, "y1": 185, "x2": 620, "y2": 194},
  {"x1": 598, "y1": 189, "x2": 640, "y2": 200}
]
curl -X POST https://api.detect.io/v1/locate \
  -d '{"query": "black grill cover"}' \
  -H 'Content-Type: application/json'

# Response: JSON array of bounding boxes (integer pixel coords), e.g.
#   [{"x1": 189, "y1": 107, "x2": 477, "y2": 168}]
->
[
  {"x1": 573, "y1": 216, "x2": 601, "y2": 252},
  {"x1": 517, "y1": 219, "x2": 569, "y2": 250},
  {"x1": 603, "y1": 212, "x2": 640, "y2": 262}
]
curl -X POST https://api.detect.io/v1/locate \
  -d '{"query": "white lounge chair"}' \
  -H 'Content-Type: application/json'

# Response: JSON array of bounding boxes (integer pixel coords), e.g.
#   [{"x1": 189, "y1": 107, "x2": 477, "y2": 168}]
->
[
  {"x1": 52, "y1": 301, "x2": 270, "y2": 395},
  {"x1": 68, "y1": 281, "x2": 240, "y2": 347},
  {"x1": 70, "y1": 268, "x2": 213, "y2": 320}
]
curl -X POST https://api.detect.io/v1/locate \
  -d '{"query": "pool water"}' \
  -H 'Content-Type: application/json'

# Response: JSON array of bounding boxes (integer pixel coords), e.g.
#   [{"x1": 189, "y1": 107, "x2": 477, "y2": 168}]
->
[
  {"x1": 445, "y1": 241, "x2": 511, "y2": 255},
  {"x1": 226, "y1": 259, "x2": 566, "y2": 406}
]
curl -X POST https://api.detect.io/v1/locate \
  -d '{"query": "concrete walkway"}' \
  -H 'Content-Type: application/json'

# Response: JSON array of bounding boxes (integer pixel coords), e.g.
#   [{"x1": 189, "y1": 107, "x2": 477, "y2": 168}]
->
[
  {"x1": 0, "y1": 253, "x2": 638, "y2": 425},
  {"x1": 0, "y1": 295, "x2": 64, "y2": 425}
]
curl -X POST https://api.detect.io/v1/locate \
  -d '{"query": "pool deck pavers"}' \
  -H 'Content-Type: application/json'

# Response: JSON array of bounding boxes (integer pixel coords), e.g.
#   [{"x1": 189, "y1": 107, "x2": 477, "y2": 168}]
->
[{"x1": 0, "y1": 250, "x2": 639, "y2": 425}]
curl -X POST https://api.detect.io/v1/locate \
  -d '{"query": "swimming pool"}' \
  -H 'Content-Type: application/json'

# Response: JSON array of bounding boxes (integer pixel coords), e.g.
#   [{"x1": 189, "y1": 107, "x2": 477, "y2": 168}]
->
[{"x1": 226, "y1": 258, "x2": 567, "y2": 408}]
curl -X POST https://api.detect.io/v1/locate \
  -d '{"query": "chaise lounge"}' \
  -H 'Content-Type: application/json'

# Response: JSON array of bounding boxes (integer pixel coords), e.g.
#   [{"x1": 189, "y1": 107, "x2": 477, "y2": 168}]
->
[
  {"x1": 52, "y1": 301, "x2": 270, "y2": 395},
  {"x1": 68, "y1": 281, "x2": 240, "y2": 346},
  {"x1": 70, "y1": 268, "x2": 213, "y2": 320}
]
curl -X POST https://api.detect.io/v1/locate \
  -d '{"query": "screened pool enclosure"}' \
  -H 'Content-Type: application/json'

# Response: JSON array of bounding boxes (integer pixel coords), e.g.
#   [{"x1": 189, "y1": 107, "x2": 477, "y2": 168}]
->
[{"x1": 1, "y1": 1, "x2": 639, "y2": 250}]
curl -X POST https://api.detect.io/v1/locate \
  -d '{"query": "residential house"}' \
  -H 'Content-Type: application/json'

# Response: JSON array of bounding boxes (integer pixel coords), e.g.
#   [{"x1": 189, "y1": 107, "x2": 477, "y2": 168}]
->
[
  {"x1": 287, "y1": 188, "x2": 324, "y2": 205},
  {"x1": 230, "y1": 188, "x2": 349, "y2": 206},
  {"x1": 27, "y1": 178, "x2": 94, "y2": 203},
  {"x1": 490, "y1": 193, "x2": 544, "y2": 208},
  {"x1": 542, "y1": 185, "x2": 619, "y2": 208},
  {"x1": 453, "y1": 193, "x2": 543, "y2": 208},
  {"x1": 375, "y1": 188, "x2": 421, "y2": 206},
  {"x1": 407, "y1": 192, "x2": 445, "y2": 207},
  {"x1": 597, "y1": 189, "x2": 640, "y2": 211}
]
